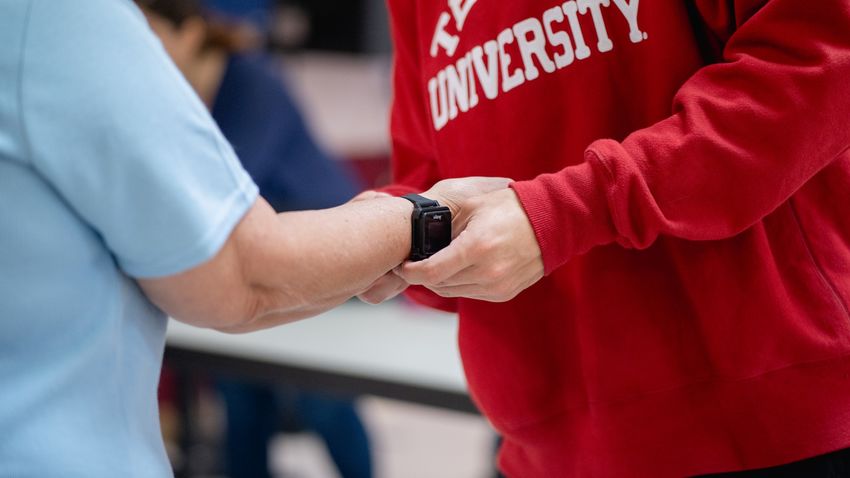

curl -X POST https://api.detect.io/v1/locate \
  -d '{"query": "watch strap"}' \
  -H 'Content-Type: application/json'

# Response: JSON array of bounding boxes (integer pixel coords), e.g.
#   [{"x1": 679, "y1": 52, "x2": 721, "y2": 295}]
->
[{"x1": 401, "y1": 193, "x2": 440, "y2": 209}]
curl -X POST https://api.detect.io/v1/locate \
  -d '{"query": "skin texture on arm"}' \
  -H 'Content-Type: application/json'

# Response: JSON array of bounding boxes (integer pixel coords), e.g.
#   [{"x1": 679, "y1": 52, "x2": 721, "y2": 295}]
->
[
  {"x1": 139, "y1": 196, "x2": 413, "y2": 333},
  {"x1": 139, "y1": 177, "x2": 511, "y2": 333}
]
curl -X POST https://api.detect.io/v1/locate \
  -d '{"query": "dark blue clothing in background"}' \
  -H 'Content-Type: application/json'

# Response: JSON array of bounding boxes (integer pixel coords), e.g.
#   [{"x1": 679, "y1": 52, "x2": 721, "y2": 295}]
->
[
  {"x1": 205, "y1": 0, "x2": 271, "y2": 28},
  {"x1": 218, "y1": 381, "x2": 373, "y2": 478},
  {"x1": 212, "y1": 54, "x2": 360, "y2": 212}
]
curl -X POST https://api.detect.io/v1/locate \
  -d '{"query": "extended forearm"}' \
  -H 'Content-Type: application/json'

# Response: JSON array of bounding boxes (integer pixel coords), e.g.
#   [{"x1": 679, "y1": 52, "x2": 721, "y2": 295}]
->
[
  {"x1": 142, "y1": 178, "x2": 511, "y2": 332},
  {"x1": 237, "y1": 196, "x2": 414, "y2": 329},
  {"x1": 139, "y1": 196, "x2": 413, "y2": 333}
]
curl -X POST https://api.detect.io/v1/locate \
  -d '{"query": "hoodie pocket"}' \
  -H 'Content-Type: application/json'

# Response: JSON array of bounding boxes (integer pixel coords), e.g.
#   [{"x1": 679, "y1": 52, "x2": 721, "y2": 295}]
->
[
  {"x1": 788, "y1": 200, "x2": 850, "y2": 324},
  {"x1": 684, "y1": 203, "x2": 850, "y2": 380}
]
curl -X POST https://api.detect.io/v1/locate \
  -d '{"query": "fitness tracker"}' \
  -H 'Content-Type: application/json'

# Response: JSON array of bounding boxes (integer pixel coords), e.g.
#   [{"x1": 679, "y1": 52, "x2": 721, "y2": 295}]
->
[{"x1": 401, "y1": 194, "x2": 452, "y2": 261}]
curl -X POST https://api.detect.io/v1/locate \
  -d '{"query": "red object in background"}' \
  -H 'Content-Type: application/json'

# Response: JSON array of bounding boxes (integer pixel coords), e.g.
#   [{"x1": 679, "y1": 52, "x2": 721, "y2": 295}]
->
[
  {"x1": 383, "y1": 0, "x2": 850, "y2": 477},
  {"x1": 158, "y1": 365, "x2": 178, "y2": 404},
  {"x1": 347, "y1": 155, "x2": 392, "y2": 191}
]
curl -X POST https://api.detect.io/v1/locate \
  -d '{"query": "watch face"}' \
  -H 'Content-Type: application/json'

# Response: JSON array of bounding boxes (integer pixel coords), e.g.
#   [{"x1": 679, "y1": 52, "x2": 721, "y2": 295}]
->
[{"x1": 422, "y1": 210, "x2": 451, "y2": 254}]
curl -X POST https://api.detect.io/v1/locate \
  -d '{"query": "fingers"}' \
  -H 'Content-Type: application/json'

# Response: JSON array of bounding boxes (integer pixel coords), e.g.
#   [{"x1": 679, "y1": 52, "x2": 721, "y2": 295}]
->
[
  {"x1": 398, "y1": 188, "x2": 545, "y2": 302},
  {"x1": 354, "y1": 181, "x2": 540, "y2": 304},
  {"x1": 358, "y1": 272, "x2": 409, "y2": 305},
  {"x1": 426, "y1": 259, "x2": 542, "y2": 302},
  {"x1": 427, "y1": 284, "x2": 516, "y2": 302},
  {"x1": 426, "y1": 283, "x2": 489, "y2": 300},
  {"x1": 432, "y1": 264, "x2": 479, "y2": 287},
  {"x1": 397, "y1": 230, "x2": 476, "y2": 286}
]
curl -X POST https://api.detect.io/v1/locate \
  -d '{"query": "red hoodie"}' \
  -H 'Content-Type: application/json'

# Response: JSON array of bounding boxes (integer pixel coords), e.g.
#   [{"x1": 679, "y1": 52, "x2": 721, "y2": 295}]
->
[{"x1": 382, "y1": 0, "x2": 850, "y2": 476}]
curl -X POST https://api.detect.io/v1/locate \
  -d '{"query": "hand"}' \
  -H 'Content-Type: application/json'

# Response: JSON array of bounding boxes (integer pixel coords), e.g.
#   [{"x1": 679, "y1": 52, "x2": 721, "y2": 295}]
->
[
  {"x1": 358, "y1": 270, "x2": 409, "y2": 305},
  {"x1": 421, "y1": 177, "x2": 513, "y2": 218},
  {"x1": 397, "y1": 187, "x2": 544, "y2": 302},
  {"x1": 355, "y1": 177, "x2": 513, "y2": 304}
]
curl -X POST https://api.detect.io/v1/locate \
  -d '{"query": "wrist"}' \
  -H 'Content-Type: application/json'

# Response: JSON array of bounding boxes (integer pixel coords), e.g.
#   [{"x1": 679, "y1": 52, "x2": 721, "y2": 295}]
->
[
  {"x1": 399, "y1": 194, "x2": 453, "y2": 261},
  {"x1": 419, "y1": 190, "x2": 460, "y2": 218}
]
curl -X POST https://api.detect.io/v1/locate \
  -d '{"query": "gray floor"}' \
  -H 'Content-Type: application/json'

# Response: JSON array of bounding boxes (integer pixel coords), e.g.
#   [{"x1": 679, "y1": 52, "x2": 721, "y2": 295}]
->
[{"x1": 270, "y1": 397, "x2": 497, "y2": 478}]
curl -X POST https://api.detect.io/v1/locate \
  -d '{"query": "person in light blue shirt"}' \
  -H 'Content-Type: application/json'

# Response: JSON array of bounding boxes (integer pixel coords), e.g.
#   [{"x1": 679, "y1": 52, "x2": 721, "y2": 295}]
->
[
  {"x1": 0, "y1": 0, "x2": 507, "y2": 475},
  {"x1": 0, "y1": 1, "x2": 256, "y2": 475}
]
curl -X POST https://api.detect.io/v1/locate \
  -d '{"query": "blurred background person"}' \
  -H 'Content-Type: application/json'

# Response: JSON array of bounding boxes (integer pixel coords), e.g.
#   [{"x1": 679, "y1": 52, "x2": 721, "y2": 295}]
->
[{"x1": 137, "y1": 1, "x2": 372, "y2": 476}]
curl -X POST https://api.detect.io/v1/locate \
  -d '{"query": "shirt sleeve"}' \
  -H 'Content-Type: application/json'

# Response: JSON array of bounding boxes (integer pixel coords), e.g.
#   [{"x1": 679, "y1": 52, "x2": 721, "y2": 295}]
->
[
  {"x1": 510, "y1": 0, "x2": 850, "y2": 274},
  {"x1": 19, "y1": 0, "x2": 259, "y2": 278}
]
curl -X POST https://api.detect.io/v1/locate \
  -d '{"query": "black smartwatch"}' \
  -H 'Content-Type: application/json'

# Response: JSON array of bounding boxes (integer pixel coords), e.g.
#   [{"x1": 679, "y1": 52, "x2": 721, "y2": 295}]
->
[{"x1": 401, "y1": 194, "x2": 452, "y2": 261}]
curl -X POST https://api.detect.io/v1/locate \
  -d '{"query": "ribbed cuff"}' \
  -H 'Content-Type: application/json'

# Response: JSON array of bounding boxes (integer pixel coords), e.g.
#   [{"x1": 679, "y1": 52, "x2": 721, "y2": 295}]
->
[{"x1": 510, "y1": 157, "x2": 617, "y2": 275}]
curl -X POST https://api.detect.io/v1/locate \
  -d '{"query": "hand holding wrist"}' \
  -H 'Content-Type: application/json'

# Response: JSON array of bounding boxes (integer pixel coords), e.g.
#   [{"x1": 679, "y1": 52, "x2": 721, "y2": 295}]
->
[
  {"x1": 421, "y1": 176, "x2": 513, "y2": 219},
  {"x1": 397, "y1": 187, "x2": 544, "y2": 303}
]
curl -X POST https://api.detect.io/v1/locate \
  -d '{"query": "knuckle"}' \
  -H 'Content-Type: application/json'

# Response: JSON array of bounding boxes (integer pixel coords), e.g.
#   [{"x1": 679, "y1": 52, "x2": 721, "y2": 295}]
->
[
  {"x1": 466, "y1": 195, "x2": 485, "y2": 209},
  {"x1": 402, "y1": 266, "x2": 424, "y2": 284},
  {"x1": 489, "y1": 262, "x2": 508, "y2": 280},
  {"x1": 481, "y1": 237, "x2": 502, "y2": 255},
  {"x1": 470, "y1": 236, "x2": 491, "y2": 256}
]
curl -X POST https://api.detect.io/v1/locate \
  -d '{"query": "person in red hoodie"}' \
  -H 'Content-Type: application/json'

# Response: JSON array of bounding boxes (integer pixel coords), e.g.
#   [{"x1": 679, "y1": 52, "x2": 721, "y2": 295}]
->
[{"x1": 358, "y1": 0, "x2": 850, "y2": 476}]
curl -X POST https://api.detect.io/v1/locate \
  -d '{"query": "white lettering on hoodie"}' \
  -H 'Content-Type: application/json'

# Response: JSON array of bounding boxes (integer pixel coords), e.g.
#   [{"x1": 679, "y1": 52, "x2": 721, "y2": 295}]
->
[{"x1": 428, "y1": 0, "x2": 647, "y2": 131}]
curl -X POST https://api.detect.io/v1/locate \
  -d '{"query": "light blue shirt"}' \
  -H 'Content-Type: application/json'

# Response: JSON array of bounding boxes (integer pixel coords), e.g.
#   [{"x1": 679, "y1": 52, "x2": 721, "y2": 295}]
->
[{"x1": 0, "y1": 0, "x2": 258, "y2": 476}]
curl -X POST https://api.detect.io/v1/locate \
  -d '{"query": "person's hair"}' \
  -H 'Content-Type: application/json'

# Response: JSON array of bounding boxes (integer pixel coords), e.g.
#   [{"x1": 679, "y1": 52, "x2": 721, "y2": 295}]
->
[{"x1": 135, "y1": 0, "x2": 255, "y2": 53}]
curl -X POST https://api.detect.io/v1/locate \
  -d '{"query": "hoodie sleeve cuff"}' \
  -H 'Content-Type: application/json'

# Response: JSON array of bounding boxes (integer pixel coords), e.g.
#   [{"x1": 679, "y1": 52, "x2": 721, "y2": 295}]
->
[{"x1": 510, "y1": 155, "x2": 617, "y2": 275}]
